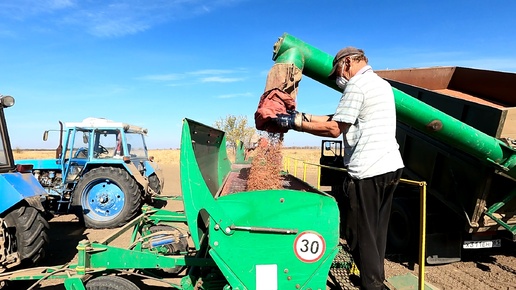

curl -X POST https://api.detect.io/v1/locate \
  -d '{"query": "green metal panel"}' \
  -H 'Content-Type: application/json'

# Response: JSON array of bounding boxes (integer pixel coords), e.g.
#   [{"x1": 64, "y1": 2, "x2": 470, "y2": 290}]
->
[
  {"x1": 180, "y1": 118, "x2": 234, "y2": 250},
  {"x1": 209, "y1": 189, "x2": 339, "y2": 289},
  {"x1": 179, "y1": 118, "x2": 341, "y2": 289}
]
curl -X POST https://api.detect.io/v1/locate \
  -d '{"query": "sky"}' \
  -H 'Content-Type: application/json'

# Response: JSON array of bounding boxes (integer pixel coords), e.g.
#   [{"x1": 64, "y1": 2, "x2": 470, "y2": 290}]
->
[{"x1": 1, "y1": 0, "x2": 516, "y2": 149}]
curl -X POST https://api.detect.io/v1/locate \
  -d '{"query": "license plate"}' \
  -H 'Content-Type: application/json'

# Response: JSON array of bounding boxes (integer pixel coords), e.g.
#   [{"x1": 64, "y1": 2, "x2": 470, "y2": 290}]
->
[{"x1": 463, "y1": 239, "x2": 501, "y2": 249}]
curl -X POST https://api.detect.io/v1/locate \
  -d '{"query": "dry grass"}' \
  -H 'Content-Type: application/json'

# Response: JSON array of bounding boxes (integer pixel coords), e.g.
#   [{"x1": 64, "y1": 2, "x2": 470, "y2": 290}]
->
[
  {"x1": 13, "y1": 150, "x2": 56, "y2": 160},
  {"x1": 13, "y1": 148, "x2": 322, "y2": 168},
  {"x1": 13, "y1": 149, "x2": 181, "y2": 165},
  {"x1": 148, "y1": 149, "x2": 180, "y2": 165},
  {"x1": 281, "y1": 148, "x2": 320, "y2": 164}
]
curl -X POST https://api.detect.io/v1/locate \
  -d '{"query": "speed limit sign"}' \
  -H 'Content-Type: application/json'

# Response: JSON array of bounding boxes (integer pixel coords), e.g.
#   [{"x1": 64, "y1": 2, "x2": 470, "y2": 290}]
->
[{"x1": 294, "y1": 231, "x2": 326, "y2": 263}]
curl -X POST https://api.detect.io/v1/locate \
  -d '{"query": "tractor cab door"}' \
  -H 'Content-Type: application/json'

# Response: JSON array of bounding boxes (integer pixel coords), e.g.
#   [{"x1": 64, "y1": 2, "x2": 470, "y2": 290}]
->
[
  {"x1": 93, "y1": 129, "x2": 119, "y2": 159},
  {"x1": 62, "y1": 128, "x2": 89, "y2": 184},
  {"x1": 0, "y1": 106, "x2": 15, "y2": 174}
]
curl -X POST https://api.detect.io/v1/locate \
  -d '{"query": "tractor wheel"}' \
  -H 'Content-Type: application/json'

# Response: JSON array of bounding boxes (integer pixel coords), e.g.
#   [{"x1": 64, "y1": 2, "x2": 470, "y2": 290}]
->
[
  {"x1": 147, "y1": 225, "x2": 188, "y2": 274},
  {"x1": 3, "y1": 205, "x2": 50, "y2": 267},
  {"x1": 387, "y1": 198, "x2": 418, "y2": 254},
  {"x1": 86, "y1": 275, "x2": 140, "y2": 290},
  {"x1": 148, "y1": 174, "x2": 162, "y2": 195},
  {"x1": 74, "y1": 167, "x2": 141, "y2": 229}
]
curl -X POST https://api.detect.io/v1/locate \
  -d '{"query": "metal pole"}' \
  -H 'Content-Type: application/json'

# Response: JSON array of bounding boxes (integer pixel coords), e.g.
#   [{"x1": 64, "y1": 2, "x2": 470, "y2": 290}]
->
[{"x1": 418, "y1": 182, "x2": 427, "y2": 290}]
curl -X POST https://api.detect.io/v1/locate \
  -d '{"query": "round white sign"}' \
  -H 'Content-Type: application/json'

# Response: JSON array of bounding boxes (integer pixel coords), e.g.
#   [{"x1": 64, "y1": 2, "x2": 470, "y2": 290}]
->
[{"x1": 294, "y1": 231, "x2": 326, "y2": 263}]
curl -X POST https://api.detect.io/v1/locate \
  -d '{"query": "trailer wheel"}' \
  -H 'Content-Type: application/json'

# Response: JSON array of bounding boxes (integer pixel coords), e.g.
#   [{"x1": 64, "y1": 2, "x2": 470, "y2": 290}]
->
[
  {"x1": 86, "y1": 275, "x2": 140, "y2": 290},
  {"x1": 147, "y1": 225, "x2": 188, "y2": 274},
  {"x1": 3, "y1": 205, "x2": 49, "y2": 266},
  {"x1": 387, "y1": 198, "x2": 417, "y2": 254},
  {"x1": 74, "y1": 167, "x2": 141, "y2": 229}
]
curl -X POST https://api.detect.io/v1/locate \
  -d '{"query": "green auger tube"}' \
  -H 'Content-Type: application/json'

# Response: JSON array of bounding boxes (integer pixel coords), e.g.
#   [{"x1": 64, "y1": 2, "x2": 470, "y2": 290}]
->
[{"x1": 272, "y1": 33, "x2": 516, "y2": 178}]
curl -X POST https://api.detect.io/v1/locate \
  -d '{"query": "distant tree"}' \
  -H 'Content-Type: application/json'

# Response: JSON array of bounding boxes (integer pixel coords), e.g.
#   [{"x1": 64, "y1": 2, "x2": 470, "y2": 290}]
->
[{"x1": 214, "y1": 115, "x2": 257, "y2": 150}]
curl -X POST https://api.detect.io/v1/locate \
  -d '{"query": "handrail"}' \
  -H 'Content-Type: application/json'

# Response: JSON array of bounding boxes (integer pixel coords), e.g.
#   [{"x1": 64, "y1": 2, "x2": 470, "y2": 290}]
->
[{"x1": 284, "y1": 155, "x2": 427, "y2": 290}]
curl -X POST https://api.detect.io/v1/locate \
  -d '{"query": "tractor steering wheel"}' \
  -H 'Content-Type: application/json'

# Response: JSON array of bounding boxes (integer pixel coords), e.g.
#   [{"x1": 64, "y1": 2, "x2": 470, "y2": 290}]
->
[
  {"x1": 94, "y1": 145, "x2": 109, "y2": 158},
  {"x1": 74, "y1": 147, "x2": 88, "y2": 158}
]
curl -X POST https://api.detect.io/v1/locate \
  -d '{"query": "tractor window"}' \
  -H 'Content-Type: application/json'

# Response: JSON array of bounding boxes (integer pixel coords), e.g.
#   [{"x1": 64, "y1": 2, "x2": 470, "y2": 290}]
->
[
  {"x1": 125, "y1": 133, "x2": 147, "y2": 158},
  {"x1": 0, "y1": 139, "x2": 8, "y2": 166},
  {"x1": 70, "y1": 131, "x2": 89, "y2": 159},
  {"x1": 95, "y1": 131, "x2": 118, "y2": 159}
]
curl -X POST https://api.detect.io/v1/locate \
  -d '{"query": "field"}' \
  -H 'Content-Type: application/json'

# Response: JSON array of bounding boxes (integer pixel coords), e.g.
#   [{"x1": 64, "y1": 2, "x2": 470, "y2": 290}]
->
[
  {"x1": 13, "y1": 149, "x2": 183, "y2": 165},
  {"x1": 11, "y1": 149, "x2": 516, "y2": 289}
]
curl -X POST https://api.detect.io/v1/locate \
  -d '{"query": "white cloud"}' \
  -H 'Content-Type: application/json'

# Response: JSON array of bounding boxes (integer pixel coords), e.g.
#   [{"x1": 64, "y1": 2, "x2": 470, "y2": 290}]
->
[
  {"x1": 216, "y1": 92, "x2": 252, "y2": 99},
  {"x1": 139, "y1": 74, "x2": 183, "y2": 82},
  {"x1": 0, "y1": 0, "x2": 247, "y2": 38},
  {"x1": 0, "y1": 0, "x2": 75, "y2": 18},
  {"x1": 200, "y1": 76, "x2": 245, "y2": 83},
  {"x1": 189, "y1": 69, "x2": 240, "y2": 75},
  {"x1": 139, "y1": 68, "x2": 247, "y2": 84}
]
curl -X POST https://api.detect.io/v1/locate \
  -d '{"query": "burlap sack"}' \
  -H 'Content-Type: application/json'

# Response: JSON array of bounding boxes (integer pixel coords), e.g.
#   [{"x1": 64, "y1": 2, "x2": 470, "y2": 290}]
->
[{"x1": 254, "y1": 88, "x2": 295, "y2": 133}]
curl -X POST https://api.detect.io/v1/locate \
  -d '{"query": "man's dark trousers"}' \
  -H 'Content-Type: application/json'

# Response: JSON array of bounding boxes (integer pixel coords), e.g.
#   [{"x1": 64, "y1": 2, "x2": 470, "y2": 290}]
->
[{"x1": 341, "y1": 168, "x2": 403, "y2": 290}]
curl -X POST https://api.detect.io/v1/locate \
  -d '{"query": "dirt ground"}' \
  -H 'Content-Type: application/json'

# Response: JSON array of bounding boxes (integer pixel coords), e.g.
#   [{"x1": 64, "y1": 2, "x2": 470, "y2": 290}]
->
[{"x1": 20, "y1": 164, "x2": 516, "y2": 289}]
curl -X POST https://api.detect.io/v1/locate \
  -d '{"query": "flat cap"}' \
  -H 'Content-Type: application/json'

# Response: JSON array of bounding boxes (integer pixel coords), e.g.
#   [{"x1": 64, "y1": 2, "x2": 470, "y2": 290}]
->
[{"x1": 328, "y1": 46, "x2": 364, "y2": 79}]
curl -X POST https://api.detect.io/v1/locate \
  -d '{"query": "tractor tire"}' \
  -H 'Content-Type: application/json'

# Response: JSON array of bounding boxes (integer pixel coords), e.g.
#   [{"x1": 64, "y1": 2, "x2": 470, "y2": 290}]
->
[
  {"x1": 387, "y1": 198, "x2": 418, "y2": 254},
  {"x1": 3, "y1": 205, "x2": 50, "y2": 266},
  {"x1": 86, "y1": 275, "x2": 140, "y2": 290},
  {"x1": 74, "y1": 167, "x2": 141, "y2": 229},
  {"x1": 148, "y1": 174, "x2": 161, "y2": 195}
]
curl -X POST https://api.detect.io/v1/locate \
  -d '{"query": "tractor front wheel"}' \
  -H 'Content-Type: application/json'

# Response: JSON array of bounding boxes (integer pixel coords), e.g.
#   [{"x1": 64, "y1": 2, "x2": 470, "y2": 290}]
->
[
  {"x1": 148, "y1": 174, "x2": 162, "y2": 195},
  {"x1": 74, "y1": 167, "x2": 141, "y2": 229}
]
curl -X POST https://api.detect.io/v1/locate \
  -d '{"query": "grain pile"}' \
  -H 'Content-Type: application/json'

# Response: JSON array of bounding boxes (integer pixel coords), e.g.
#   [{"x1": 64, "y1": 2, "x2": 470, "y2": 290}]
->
[{"x1": 247, "y1": 134, "x2": 284, "y2": 190}]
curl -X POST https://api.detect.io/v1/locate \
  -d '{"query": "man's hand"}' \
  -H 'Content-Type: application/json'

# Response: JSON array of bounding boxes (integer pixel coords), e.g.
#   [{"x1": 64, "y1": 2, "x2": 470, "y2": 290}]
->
[{"x1": 274, "y1": 111, "x2": 312, "y2": 131}]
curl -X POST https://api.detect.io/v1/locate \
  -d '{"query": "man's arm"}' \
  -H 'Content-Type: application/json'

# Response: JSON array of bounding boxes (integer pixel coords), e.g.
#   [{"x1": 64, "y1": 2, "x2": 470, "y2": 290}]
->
[
  {"x1": 274, "y1": 112, "x2": 349, "y2": 137},
  {"x1": 300, "y1": 120, "x2": 350, "y2": 138},
  {"x1": 308, "y1": 114, "x2": 334, "y2": 123}
]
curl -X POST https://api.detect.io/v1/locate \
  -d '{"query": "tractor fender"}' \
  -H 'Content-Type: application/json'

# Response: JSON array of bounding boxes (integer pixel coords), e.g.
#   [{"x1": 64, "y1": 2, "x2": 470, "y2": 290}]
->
[
  {"x1": 0, "y1": 172, "x2": 47, "y2": 213},
  {"x1": 144, "y1": 160, "x2": 165, "y2": 189},
  {"x1": 123, "y1": 162, "x2": 149, "y2": 190},
  {"x1": 143, "y1": 160, "x2": 156, "y2": 176}
]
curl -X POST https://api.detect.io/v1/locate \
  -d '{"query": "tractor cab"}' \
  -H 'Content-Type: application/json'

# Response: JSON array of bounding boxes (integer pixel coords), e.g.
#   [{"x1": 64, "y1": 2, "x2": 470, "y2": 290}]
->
[{"x1": 57, "y1": 118, "x2": 153, "y2": 187}]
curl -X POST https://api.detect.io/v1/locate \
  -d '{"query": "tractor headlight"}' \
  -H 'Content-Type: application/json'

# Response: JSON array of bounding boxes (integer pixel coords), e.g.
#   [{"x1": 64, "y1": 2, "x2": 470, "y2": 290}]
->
[{"x1": 0, "y1": 95, "x2": 15, "y2": 108}]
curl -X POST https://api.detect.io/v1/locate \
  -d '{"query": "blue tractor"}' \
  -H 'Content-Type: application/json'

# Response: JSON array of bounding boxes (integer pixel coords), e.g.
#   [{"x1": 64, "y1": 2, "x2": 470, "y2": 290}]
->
[
  {"x1": 0, "y1": 95, "x2": 49, "y2": 271},
  {"x1": 17, "y1": 117, "x2": 165, "y2": 229}
]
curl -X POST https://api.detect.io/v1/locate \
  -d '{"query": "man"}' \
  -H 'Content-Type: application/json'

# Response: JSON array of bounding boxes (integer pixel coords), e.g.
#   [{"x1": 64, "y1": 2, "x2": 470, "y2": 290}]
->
[{"x1": 275, "y1": 47, "x2": 404, "y2": 290}]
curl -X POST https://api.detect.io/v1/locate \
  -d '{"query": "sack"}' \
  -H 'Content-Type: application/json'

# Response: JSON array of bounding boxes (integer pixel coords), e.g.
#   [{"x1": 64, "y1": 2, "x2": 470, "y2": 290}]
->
[{"x1": 254, "y1": 88, "x2": 296, "y2": 133}]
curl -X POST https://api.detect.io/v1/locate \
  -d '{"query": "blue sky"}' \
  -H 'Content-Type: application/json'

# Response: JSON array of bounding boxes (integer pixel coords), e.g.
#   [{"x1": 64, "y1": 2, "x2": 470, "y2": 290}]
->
[{"x1": 1, "y1": 0, "x2": 515, "y2": 149}]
